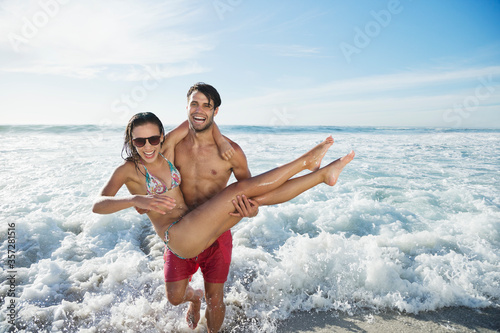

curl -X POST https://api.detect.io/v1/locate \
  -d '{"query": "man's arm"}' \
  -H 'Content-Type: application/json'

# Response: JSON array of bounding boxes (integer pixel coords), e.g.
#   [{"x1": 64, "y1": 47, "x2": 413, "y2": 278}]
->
[
  {"x1": 227, "y1": 140, "x2": 259, "y2": 217},
  {"x1": 228, "y1": 140, "x2": 251, "y2": 181}
]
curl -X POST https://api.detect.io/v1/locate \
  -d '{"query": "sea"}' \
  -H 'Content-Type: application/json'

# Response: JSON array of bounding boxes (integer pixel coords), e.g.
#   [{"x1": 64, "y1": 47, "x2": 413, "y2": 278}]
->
[{"x1": 1, "y1": 125, "x2": 499, "y2": 332}]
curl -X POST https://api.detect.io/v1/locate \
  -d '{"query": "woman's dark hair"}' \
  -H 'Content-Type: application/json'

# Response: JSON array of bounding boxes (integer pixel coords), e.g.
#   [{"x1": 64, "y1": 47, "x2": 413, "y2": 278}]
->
[
  {"x1": 122, "y1": 112, "x2": 165, "y2": 169},
  {"x1": 187, "y1": 82, "x2": 221, "y2": 110}
]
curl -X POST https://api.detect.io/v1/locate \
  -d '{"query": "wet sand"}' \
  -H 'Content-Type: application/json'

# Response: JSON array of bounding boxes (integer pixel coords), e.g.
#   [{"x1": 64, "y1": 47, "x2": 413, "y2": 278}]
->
[{"x1": 276, "y1": 307, "x2": 500, "y2": 333}]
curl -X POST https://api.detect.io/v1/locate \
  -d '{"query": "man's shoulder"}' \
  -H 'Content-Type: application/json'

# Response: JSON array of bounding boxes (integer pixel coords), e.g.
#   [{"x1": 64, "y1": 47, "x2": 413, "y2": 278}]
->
[
  {"x1": 224, "y1": 137, "x2": 249, "y2": 175},
  {"x1": 174, "y1": 135, "x2": 194, "y2": 155},
  {"x1": 223, "y1": 135, "x2": 243, "y2": 151},
  {"x1": 224, "y1": 136, "x2": 245, "y2": 158}
]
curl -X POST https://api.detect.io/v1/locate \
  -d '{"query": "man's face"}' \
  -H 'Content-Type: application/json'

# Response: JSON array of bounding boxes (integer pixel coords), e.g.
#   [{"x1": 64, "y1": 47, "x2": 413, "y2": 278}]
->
[{"x1": 187, "y1": 90, "x2": 218, "y2": 132}]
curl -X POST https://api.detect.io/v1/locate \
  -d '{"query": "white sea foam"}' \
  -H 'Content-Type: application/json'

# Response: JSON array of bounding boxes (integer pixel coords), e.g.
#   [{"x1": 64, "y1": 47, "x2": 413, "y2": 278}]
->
[{"x1": 0, "y1": 126, "x2": 499, "y2": 332}]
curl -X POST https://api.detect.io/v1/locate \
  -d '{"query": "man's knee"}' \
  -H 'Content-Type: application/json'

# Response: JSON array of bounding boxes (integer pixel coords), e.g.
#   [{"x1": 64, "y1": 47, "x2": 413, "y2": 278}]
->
[
  {"x1": 166, "y1": 290, "x2": 185, "y2": 306},
  {"x1": 165, "y1": 283, "x2": 188, "y2": 306},
  {"x1": 205, "y1": 290, "x2": 224, "y2": 309}
]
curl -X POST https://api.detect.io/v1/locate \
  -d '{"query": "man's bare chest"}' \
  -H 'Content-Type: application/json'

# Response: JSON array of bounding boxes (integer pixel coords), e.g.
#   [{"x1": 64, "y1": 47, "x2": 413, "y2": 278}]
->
[{"x1": 176, "y1": 148, "x2": 231, "y2": 182}]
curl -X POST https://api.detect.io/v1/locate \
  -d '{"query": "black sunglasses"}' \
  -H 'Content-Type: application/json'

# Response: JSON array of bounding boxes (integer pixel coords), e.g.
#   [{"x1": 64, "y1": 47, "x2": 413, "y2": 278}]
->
[{"x1": 132, "y1": 135, "x2": 161, "y2": 147}]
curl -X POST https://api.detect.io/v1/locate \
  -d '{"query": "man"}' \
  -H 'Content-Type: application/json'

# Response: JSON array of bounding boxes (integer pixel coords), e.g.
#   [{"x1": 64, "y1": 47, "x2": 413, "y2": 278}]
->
[{"x1": 166, "y1": 82, "x2": 258, "y2": 332}]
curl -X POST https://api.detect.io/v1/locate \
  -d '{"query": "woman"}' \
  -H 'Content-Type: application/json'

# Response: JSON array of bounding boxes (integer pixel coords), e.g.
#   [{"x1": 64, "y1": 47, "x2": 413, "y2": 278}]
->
[{"x1": 92, "y1": 112, "x2": 354, "y2": 259}]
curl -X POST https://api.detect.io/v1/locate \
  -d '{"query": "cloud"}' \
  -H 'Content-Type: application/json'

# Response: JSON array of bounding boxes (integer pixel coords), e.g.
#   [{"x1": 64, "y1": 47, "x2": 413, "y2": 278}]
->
[
  {"x1": 236, "y1": 66, "x2": 500, "y2": 102},
  {"x1": 222, "y1": 66, "x2": 500, "y2": 126},
  {"x1": 309, "y1": 66, "x2": 500, "y2": 98},
  {"x1": 0, "y1": 0, "x2": 213, "y2": 79},
  {"x1": 105, "y1": 63, "x2": 209, "y2": 82},
  {"x1": 255, "y1": 8, "x2": 328, "y2": 35},
  {"x1": 0, "y1": 62, "x2": 209, "y2": 80},
  {"x1": 255, "y1": 44, "x2": 322, "y2": 58}
]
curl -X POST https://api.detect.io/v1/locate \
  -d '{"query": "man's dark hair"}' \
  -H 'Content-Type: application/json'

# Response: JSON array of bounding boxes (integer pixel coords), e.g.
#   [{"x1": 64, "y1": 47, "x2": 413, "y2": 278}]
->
[{"x1": 187, "y1": 82, "x2": 222, "y2": 110}]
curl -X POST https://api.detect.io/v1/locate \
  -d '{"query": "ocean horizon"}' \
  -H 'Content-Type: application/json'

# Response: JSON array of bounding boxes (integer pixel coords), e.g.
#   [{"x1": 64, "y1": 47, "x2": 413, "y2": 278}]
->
[{"x1": 2, "y1": 124, "x2": 500, "y2": 132}]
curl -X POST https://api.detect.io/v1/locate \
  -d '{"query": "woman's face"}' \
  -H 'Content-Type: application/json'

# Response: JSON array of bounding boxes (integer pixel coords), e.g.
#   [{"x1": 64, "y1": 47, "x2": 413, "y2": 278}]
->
[{"x1": 131, "y1": 123, "x2": 163, "y2": 163}]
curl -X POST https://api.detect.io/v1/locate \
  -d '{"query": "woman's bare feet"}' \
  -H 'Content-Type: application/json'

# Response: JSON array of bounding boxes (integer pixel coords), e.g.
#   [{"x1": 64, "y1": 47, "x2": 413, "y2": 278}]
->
[
  {"x1": 186, "y1": 289, "x2": 204, "y2": 329},
  {"x1": 303, "y1": 136, "x2": 334, "y2": 171},
  {"x1": 323, "y1": 150, "x2": 355, "y2": 186}
]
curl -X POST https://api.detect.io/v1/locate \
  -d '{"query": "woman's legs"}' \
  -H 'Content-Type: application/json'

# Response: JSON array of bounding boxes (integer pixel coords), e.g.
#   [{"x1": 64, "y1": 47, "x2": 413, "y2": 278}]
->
[
  {"x1": 252, "y1": 150, "x2": 355, "y2": 206},
  {"x1": 231, "y1": 136, "x2": 334, "y2": 194},
  {"x1": 169, "y1": 138, "x2": 353, "y2": 258}
]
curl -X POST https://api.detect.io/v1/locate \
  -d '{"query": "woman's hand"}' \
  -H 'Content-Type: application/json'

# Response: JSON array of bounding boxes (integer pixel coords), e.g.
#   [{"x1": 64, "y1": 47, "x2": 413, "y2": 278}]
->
[
  {"x1": 133, "y1": 195, "x2": 176, "y2": 214},
  {"x1": 134, "y1": 207, "x2": 149, "y2": 215},
  {"x1": 218, "y1": 140, "x2": 235, "y2": 161}
]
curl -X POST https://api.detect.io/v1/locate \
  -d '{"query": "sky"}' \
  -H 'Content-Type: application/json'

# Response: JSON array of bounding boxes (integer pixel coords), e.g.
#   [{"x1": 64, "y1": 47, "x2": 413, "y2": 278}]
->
[{"x1": 1, "y1": 0, "x2": 499, "y2": 128}]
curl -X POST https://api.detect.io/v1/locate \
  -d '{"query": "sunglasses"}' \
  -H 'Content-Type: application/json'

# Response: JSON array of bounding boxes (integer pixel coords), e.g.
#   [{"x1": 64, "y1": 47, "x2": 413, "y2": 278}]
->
[{"x1": 132, "y1": 135, "x2": 161, "y2": 147}]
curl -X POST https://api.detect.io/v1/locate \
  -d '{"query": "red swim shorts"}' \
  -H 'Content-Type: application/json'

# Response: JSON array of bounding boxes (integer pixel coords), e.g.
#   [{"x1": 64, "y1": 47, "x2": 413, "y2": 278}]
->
[{"x1": 163, "y1": 230, "x2": 232, "y2": 284}]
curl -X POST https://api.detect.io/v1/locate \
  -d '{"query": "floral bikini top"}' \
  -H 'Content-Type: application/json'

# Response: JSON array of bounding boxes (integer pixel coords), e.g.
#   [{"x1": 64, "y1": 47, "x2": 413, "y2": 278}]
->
[{"x1": 141, "y1": 153, "x2": 181, "y2": 195}]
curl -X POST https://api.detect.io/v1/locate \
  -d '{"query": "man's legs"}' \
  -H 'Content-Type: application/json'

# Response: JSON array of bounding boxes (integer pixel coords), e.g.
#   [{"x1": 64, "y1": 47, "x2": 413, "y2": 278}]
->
[
  {"x1": 165, "y1": 279, "x2": 204, "y2": 329},
  {"x1": 197, "y1": 230, "x2": 232, "y2": 332},
  {"x1": 204, "y1": 282, "x2": 225, "y2": 333}
]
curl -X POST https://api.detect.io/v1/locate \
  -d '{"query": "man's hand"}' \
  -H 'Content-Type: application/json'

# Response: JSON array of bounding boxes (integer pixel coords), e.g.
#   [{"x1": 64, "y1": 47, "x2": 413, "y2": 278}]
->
[{"x1": 229, "y1": 195, "x2": 259, "y2": 218}]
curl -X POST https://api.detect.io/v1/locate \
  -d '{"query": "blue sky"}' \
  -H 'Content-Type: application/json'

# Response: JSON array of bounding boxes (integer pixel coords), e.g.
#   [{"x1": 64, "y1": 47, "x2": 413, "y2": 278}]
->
[{"x1": 1, "y1": 0, "x2": 499, "y2": 128}]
